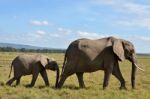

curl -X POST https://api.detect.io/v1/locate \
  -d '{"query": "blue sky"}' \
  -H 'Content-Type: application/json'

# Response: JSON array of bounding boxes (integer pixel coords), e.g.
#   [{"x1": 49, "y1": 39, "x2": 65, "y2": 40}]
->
[{"x1": 0, "y1": 0, "x2": 150, "y2": 53}]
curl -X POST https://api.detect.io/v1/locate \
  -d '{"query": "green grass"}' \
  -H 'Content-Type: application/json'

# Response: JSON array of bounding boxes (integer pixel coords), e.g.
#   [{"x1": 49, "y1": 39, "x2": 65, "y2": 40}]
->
[{"x1": 0, "y1": 52, "x2": 150, "y2": 99}]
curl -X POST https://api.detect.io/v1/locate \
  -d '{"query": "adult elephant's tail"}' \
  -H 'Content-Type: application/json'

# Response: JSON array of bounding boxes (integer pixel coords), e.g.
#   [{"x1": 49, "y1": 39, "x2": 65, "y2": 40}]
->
[
  {"x1": 61, "y1": 50, "x2": 67, "y2": 76},
  {"x1": 61, "y1": 40, "x2": 78, "y2": 75},
  {"x1": 8, "y1": 63, "x2": 13, "y2": 78}
]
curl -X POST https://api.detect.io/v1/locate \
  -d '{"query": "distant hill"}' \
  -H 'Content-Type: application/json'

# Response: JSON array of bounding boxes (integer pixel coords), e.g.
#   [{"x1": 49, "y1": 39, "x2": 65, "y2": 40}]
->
[
  {"x1": 0, "y1": 43, "x2": 149, "y2": 55},
  {"x1": 137, "y1": 53, "x2": 150, "y2": 56},
  {"x1": 0, "y1": 43, "x2": 47, "y2": 49},
  {"x1": 0, "y1": 43, "x2": 65, "y2": 53}
]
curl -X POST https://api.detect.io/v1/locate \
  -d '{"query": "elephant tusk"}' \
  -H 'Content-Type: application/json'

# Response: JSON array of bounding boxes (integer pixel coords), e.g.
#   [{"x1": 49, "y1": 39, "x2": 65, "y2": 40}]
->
[{"x1": 134, "y1": 63, "x2": 145, "y2": 71}]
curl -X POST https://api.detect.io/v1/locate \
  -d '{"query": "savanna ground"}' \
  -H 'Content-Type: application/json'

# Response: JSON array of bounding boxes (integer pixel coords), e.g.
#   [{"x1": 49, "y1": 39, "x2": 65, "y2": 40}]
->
[{"x1": 0, "y1": 52, "x2": 149, "y2": 99}]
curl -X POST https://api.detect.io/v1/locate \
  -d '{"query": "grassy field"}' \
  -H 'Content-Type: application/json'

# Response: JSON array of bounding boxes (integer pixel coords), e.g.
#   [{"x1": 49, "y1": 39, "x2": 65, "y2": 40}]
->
[{"x1": 0, "y1": 52, "x2": 149, "y2": 99}]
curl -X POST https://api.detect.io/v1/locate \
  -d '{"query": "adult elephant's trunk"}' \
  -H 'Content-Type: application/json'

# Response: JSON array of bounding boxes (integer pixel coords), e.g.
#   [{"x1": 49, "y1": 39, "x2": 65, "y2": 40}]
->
[
  {"x1": 55, "y1": 66, "x2": 60, "y2": 88},
  {"x1": 131, "y1": 62, "x2": 137, "y2": 89},
  {"x1": 131, "y1": 54, "x2": 144, "y2": 89},
  {"x1": 131, "y1": 53, "x2": 138, "y2": 89}
]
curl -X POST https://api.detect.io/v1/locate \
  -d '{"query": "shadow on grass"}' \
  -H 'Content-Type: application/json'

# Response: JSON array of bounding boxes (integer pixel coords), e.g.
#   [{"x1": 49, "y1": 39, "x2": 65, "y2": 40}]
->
[
  {"x1": 2, "y1": 83, "x2": 91, "y2": 90},
  {"x1": 22, "y1": 85, "x2": 49, "y2": 89},
  {"x1": 0, "y1": 81, "x2": 5, "y2": 86},
  {"x1": 37, "y1": 85, "x2": 48, "y2": 89},
  {"x1": 0, "y1": 66, "x2": 4, "y2": 67},
  {"x1": 23, "y1": 85, "x2": 57, "y2": 89},
  {"x1": 51, "y1": 85, "x2": 91, "y2": 90}
]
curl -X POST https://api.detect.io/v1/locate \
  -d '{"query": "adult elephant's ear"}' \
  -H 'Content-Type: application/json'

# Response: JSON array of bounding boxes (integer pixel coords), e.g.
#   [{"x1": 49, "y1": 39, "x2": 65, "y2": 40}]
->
[
  {"x1": 40, "y1": 55, "x2": 49, "y2": 67},
  {"x1": 113, "y1": 39, "x2": 125, "y2": 61}
]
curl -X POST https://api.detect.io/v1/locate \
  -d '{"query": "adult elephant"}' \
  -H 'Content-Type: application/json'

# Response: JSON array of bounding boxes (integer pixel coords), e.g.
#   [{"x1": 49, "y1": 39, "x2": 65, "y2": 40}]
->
[
  {"x1": 57, "y1": 36, "x2": 143, "y2": 89},
  {"x1": 6, "y1": 54, "x2": 59, "y2": 87}
]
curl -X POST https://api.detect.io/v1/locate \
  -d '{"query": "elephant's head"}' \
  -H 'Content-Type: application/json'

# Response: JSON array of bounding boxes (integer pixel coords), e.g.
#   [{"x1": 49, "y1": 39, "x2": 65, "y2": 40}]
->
[
  {"x1": 40, "y1": 56, "x2": 60, "y2": 88},
  {"x1": 112, "y1": 37, "x2": 143, "y2": 89}
]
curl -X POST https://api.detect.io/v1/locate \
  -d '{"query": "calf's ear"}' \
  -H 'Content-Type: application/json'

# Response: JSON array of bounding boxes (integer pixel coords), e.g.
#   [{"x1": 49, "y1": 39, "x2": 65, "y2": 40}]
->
[{"x1": 40, "y1": 56, "x2": 49, "y2": 67}]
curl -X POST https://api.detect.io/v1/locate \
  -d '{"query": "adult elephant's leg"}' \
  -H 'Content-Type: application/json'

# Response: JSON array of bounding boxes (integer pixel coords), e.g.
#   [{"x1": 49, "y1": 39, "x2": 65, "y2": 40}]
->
[
  {"x1": 103, "y1": 63, "x2": 113, "y2": 90},
  {"x1": 6, "y1": 77, "x2": 16, "y2": 85},
  {"x1": 57, "y1": 75, "x2": 66, "y2": 88},
  {"x1": 57, "y1": 70, "x2": 74, "y2": 88},
  {"x1": 103, "y1": 70, "x2": 112, "y2": 89},
  {"x1": 112, "y1": 62, "x2": 126, "y2": 89},
  {"x1": 76, "y1": 72, "x2": 85, "y2": 88},
  {"x1": 40, "y1": 70, "x2": 49, "y2": 86},
  {"x1": 57, "y1": 73, "x2": 68, "y2": 88},
  {"x1": 16, "y1": 76, "x2": 21, "y2": 86},
  {"x1": 57, "y1": 62, "x2": 75, "y2": 88}
]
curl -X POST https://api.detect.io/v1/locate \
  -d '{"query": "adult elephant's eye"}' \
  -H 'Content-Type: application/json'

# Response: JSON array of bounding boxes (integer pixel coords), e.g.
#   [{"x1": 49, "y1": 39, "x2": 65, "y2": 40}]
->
[
  {"x1": 126, "y1": 51, "x2": 131, "y2": 57},
  {"x1": 131, "y1": 50, "x2": 134, "y2": 53}
]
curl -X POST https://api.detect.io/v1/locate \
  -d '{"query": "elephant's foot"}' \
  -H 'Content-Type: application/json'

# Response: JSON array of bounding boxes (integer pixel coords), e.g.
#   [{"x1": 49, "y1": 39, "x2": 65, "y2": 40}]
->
[
  {"x1": 56, "y1": 83, "x2": 62, "y2": 89},
  {"x1": 6, "y1": 82, "x2": 11, "y2": 86},
  {"x1": 103, "y1": 83, "x2": 108, "y2": 90},
  {"x1": 79, "y1": 85, "x2": 86, "y2": 88},
  {"x1": 25, "y1": 84, "x2": 34, "y2": 88},
  {"x1": 6, "y1": 77, "x2": 16, "y2": 86},
  {"x1": 56, "y1": 85, "x2": 61, "y2": 89},
  {"x1": 46, "y1": 84, "x2": 49, "y2": 87},
  {"x1": 55, "y1": 83, "x2": 59, "y2": 88},
  {"x1": 6, "y1": 80, "x2": 14, "y2": 86},
  {"x1": 119, "y1": 82, "x2": 127, "y2": 90},
  {"x1": 103, "y1": 86, "x2": 108, "y2": 90},
  {"x1": 119, "y1": 86, "x2": 127, "y2": 90},
  {"x1": 80, "y1": 86, "x2": 85, "y2": 89}
]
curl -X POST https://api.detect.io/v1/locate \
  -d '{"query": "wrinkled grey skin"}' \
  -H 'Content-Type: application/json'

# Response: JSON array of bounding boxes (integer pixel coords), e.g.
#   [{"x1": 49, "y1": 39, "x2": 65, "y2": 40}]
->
[
  {"x1": 57, "y1": 37, "x2": 137, "y2": 89},
  {"x1": 6, "y1": 54, "x2": 59, "y2": 88}
]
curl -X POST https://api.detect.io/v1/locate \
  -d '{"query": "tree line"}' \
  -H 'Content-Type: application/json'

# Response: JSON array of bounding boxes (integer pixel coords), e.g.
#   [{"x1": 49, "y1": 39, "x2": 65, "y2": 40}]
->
[{"x1": 0, "y1": 47, "x2": 65, "y2": 53}]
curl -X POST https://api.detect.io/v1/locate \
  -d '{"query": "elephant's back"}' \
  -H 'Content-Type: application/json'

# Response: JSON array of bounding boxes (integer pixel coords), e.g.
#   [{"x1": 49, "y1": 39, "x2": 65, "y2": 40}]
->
[
  {"x1": 12, "y1": 55, "x2": 37, "y2": 75},
  {"x1": 64, "y1": 37, "x2": 112, "y2": 72},
  {"x1": 16, "y1": 54, "x2": 39, "y2": 64},
  {"x1": 68, "y1": 38, "x2": 108, "y2": 61}
]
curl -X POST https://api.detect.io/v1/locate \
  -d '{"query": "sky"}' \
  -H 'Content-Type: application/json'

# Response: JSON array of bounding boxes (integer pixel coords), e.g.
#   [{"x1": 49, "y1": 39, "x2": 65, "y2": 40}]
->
[{"x1": 0, "y1": 0, "x2": 150, "y2": 53}]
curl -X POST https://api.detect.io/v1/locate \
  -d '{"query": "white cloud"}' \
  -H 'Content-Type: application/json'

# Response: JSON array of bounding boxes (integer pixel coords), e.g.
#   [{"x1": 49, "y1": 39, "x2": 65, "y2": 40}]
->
[
  {"x1": 50, "y1": 34, "x2": 61, "y2": 38},
  {"x1": 29, "y1": 30, "x2": 47, "y2": 39},
  {"x1": 116, "y1": 18, "x2": 150, "y2": 29},
  {"x1": 57, "y1": 27, "x2": 72, "y2": 35},
  {"x1": 92, "y1": 0, "x2": 150, "y2": 30},
  {"x1": 77, "y1": 31, "x2": 108, "y2": 39},
  {"x1": 132, "y1": 36, "x2": 150, "y2": 42},
  {"x1": 92, "y1": 0, "x2": 119, "y2": 5},
  {"x1": 30, "y1": 20, "x2": 49, "y2": 26},
  {"x1": 36, "y1": 30, "x2": 46, "y2": 35},
  {"x1": 123, "y1": 3, "x2": 150, "y2": 15},
  {"x1": 93, "y1": 0, "x2": 150, "y2": 15}
]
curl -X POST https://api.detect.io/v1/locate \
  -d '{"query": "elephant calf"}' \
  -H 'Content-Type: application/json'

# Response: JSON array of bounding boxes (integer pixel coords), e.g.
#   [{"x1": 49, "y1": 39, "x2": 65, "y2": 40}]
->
[{"x1": 6, "y1": 54, "x2": 59, "y2": 87}]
